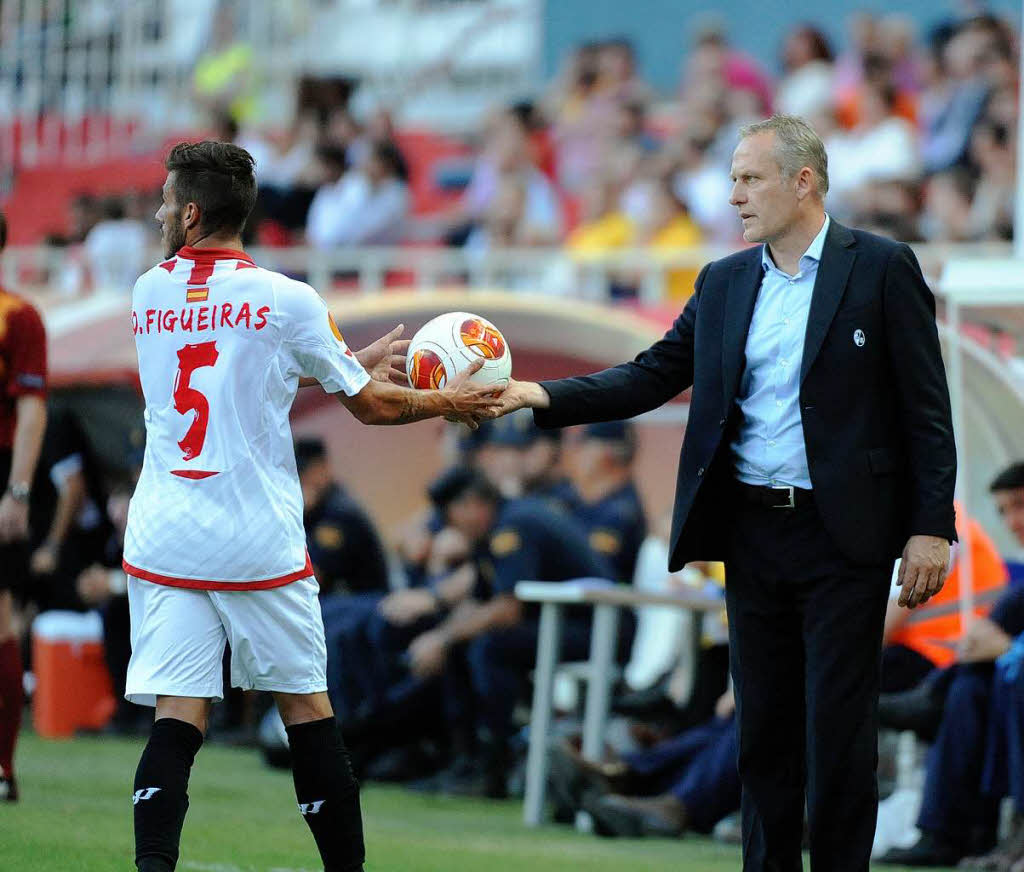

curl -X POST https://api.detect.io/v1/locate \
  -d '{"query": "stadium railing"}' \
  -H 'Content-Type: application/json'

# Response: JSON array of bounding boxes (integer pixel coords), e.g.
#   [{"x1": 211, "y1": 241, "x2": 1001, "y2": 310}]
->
[{"x1": 6, "y1": 240, "x2": 1014, "y2": 305}]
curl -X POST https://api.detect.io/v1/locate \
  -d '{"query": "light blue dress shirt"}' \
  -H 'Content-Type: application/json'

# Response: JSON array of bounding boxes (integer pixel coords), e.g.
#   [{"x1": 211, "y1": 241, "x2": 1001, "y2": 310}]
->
[{"x1": 732, "y1": 214, "x2": 831, "y2": 489}]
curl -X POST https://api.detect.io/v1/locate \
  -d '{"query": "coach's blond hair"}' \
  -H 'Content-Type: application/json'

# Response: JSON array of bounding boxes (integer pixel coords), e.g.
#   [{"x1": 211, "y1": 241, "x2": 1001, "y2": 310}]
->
[{"x1": 739, "y1": 115, "x2": 829, "y2": 197}]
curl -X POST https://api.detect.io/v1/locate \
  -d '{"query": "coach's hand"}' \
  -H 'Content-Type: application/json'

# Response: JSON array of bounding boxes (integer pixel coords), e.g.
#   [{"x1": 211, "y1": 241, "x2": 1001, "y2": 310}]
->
[
  {"x1": 491, "y1": 378, "x2": 550, "y2": 417},
  {"x1": 409, "y1": 630, "x2": 449, "y2": 678},
  {"x1": 442, "y1": 360, "x2": 505, "y2": 429},
  {"x1": 355, "y1": 323, "x2": 411, "y2": 386},
  {"x1": 897, "y1": 535, "x2": 950, "y2": 609},
  {"x1": 0, "y1": 493, "x2": 28, "y2": 544}
]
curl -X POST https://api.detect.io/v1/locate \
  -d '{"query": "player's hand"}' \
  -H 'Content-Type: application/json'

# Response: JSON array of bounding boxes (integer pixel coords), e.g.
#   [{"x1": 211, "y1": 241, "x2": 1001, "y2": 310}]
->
[
  {"x1": 959, "y1": 617, "x2": 1012, "y2": 663},
  {"x1": 355, "y1": 324, "x2": 411, "y2": 386},
  {"x1": 491, "y1": 378, "x2": 550, "y2": 417},
  {"x1": 896, "y1": 535, "x2": 950, "y2": 608},
  {"x1": 442, "y1": 360, "x2": 505, "y2": 429},
  {"x1": 409, "y1": 630, "x2": 449, "y2": 678},
  {"x1": 0, "y1": 494, "x2": 29, "y2": 544},
  {"x1": 30, "y1": 541, "x2": 59, "y2": 575},
  {"x1": 378, "y1": 588, "x2": 440, "y2": 626}
]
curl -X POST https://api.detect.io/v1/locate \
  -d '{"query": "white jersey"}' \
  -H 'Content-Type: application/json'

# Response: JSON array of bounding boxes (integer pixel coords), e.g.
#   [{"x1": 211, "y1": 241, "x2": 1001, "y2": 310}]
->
[{"x1": 123, "y1": 246, "x2": 370, "y2": 590}]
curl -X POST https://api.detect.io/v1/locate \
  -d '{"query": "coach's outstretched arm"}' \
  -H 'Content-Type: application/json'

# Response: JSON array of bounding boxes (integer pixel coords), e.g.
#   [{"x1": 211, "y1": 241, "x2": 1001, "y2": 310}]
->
[
  {"x1": 339, "y1": 359, "x2": 502, "y2": 427},
  {"x1": 496, "y1": 265, "x2": 706, "y2": 426}
]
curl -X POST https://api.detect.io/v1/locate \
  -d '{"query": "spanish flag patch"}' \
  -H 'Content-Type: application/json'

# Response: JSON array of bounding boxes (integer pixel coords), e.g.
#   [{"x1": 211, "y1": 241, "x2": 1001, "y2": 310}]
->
[{"x1": 186, "y1": 287, "x2": 209, "y2": 303}]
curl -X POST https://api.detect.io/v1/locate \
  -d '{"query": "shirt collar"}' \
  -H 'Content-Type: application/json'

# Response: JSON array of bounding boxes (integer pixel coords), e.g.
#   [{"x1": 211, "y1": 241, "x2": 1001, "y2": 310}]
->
[
  {"x1": 761, "y1": 213, "x2": 831, "y2": 275},
  {"x1": 177, "y1": 245, "x2": 254, "y2": 264}
]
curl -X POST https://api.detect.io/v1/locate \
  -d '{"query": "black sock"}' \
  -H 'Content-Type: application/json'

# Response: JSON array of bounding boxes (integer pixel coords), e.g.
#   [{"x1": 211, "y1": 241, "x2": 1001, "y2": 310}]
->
[
  {"x1": 133, "y1": 717, "x2": 204, "y2": 872},
  {"x1": 287, "y1": 717, "x2": 365, "y2": 872}
]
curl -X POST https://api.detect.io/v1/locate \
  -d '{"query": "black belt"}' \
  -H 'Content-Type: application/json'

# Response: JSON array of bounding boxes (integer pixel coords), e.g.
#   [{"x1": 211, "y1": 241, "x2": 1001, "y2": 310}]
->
[{"x1": 734, "y1": 481, "x2": 814, "y2": 509}]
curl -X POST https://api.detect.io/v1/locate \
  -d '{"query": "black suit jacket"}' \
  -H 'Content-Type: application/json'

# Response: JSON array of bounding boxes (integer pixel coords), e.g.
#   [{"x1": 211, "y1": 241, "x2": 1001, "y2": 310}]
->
[{"x1": 535, "y1": 220, "x2": 957, "y2": 571}]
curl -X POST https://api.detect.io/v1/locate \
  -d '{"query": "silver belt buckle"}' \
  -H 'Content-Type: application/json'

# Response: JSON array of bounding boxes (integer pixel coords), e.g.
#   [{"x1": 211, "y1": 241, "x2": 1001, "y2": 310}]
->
[{"x1": 772, "y1": 485, "x2": 795, "y2": 508}]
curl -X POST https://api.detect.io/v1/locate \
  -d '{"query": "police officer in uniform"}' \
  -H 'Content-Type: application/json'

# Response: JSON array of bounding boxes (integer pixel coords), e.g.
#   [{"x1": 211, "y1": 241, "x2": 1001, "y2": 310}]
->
[
  {"x1": 571, "y1": 421, "x2": 647, "y2": 585},
  {"x1": 297, "y1": 437, "x2": 388, "y2": 596},
  {"x1": 407, "y1": 467, "x2": 615, "y2": 797}
]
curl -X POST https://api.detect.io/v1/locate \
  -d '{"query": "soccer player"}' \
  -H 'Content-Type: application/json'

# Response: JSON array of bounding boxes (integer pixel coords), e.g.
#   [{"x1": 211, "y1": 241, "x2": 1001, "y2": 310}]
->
[
  {"x1": 124, "y1": 141, "x2": 501, "y2": 872},
  {"x1": 0, "y1": 211, "x2": 48, "y2": 803}
]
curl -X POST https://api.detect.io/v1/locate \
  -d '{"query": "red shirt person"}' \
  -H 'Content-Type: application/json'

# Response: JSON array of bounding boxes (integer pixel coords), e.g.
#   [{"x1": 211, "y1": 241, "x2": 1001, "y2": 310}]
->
[{"x1": 0, "y1": 211, "x2": 48, "y2": 802}]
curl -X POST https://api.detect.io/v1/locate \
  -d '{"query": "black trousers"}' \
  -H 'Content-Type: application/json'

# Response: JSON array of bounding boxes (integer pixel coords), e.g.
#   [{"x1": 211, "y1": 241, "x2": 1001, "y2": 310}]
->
[{"x1": 725, "y1": 494, "x2": 891, "y2": 872}]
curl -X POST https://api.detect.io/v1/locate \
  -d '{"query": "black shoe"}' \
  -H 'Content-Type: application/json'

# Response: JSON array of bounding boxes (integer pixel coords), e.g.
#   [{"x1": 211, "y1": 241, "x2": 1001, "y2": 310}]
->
[
  {"x1": 548, "y1": 739, "x2": 634, "y2": 815},
  {"x1": 877, "y1": 832, "x2": 966, "y2": 866},
  {"x1": 612, "y1": 674, "x2": 676, "y2": 720},
  {"x1": 406, "y1": 754, "x2": 478, "y2": 794},
  {"x1": 582, "y1": 792, "x2": 687, "y2": 839},
  {"x1": 878, "y1": 681, "x2": 945, "y2": 741},
  {"x1": 364, "y1": 745, "x2": 443, "y2": 783},
  {"x1": 0, "y1": 776, "x2": 17, "y2": 802}
]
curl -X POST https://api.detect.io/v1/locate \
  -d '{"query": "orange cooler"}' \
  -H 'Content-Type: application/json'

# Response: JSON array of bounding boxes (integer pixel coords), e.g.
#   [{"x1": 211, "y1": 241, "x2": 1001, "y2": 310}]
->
[{"x1": 32, "y1": 611, "x2": 115, "y2": 738}]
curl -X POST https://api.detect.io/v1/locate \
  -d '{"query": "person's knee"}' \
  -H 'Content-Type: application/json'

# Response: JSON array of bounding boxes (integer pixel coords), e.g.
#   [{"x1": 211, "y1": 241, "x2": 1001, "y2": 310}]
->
[
  {"x1": 154, "y1": 696, "x2": 212, "y2": 735},
  {"x1": 276, "y1": 691, "x2": 333, "y2": 726}
]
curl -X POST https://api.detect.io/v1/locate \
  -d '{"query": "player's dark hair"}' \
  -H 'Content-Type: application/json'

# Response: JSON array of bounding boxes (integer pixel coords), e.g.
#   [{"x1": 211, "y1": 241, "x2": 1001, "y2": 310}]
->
[
  {"x1": 991, "y1": 463, "x2": 1024, "y2": 493},
  {"x1": 165, "y1": 140, "x2": 257, "y2": 238},
  {"x1": 0, "y1": 211, "x2": 6, "y2": 251}
]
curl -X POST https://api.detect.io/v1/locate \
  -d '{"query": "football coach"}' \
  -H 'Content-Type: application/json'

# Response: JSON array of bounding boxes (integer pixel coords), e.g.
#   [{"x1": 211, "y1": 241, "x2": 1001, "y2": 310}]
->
[{"x1": 495, "y1": 114, "x2": 956, "y2": 871}]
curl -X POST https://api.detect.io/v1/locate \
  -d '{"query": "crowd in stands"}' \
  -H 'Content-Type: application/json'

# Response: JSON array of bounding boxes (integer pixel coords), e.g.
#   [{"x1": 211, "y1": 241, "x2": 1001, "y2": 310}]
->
[
  {"x1": 226, "y1": 11, "x2": 1021, "y2": 260},
  {"x1": 25, "y1": 11, "x2": 1019, "y2": 300}
]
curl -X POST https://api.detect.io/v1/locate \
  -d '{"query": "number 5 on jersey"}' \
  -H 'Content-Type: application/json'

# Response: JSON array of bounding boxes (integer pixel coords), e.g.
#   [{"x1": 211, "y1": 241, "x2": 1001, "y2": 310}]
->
[{"x1": 174, "y1": 341, "x2": 219, "y2": 461}]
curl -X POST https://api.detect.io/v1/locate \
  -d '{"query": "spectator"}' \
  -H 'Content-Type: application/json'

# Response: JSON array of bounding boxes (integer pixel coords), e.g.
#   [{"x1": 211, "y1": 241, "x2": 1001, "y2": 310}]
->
[
  {"x1": 919, "y1": 168, "x2": 975, "y2": 242},
  {"x1": 306, "y1": 139, "x2": 410, "y2": 248},
  {"x1": 297, "y1": 437, "x2": 389, "y2": 596},
  {"x1": 550, "y1": 686, "x2": 740, "y2": 838},
  {"x1": 404, "y1": 467, "x2": 616, "y2": 797},
  {"x1": 882, "y1": 506, "x2": 1008, "y2": 693},
  {"x1": 192, "y1": 0, "x2": 257, "y2": 125},
  {"x1": 878, "y1": 465, "x2": 1024, "y2": 866},
  {"x1": 75, "y1": 469, "x2": 143, "y2": 735},
  {"x1": 775, "y1": 25, "x2": 835, "y2": 119},
  {"x1": 618, "y1": 176, "x2": 702, "y2": 300},
  {"x1": 566, "y1": 176, "x2": 633, "y2": 255},
  {"x1": 82, "y1": 197, "x2": 150, "y2": 292},
  {"x1": 920, "y1": 19, "x2": 992, "y2": 173},
  {"x1": 570, "y1": 422, "x2": 647, "y2": 585},
  {"x1": 29, "y1": 407, "x2": 114, "y2": 613},
  {"x1": 827, "y1": 81, "x2": 921, "y2": 217},
  {"x1": 966, "y1": 118, "x2": 1016, "y2": 241},
  {"x1": 683, "y1": 27, "x2": 774, "y2": 118}
]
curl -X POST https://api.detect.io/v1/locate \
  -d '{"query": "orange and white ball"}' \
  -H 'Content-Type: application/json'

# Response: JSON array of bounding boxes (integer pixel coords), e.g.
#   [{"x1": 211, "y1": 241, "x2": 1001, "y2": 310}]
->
[{"x1": 407, "y1": 312, "x2": 511, "y2": 390}]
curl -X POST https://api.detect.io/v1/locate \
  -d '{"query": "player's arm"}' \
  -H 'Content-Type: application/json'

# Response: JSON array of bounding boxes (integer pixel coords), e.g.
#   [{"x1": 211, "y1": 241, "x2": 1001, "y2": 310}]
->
[
  {"x1": 0, "y1": 304, "x2": 48, "y2": 543},
  {"x1": 336, "y1": 359, "x2": 502, "y2": 427}
]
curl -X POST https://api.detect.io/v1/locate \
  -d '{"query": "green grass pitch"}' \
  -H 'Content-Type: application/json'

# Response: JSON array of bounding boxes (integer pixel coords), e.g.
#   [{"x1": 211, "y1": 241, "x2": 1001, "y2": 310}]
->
[{"x1": 6, "y1": 732, "x2": 949, "y2": 871}]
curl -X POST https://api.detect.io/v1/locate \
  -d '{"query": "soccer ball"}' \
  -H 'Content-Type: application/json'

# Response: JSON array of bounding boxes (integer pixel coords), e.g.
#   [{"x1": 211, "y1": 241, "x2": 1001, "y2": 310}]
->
[{"x1": 407, "y1": 312, "x2": 512, "y2": 390}]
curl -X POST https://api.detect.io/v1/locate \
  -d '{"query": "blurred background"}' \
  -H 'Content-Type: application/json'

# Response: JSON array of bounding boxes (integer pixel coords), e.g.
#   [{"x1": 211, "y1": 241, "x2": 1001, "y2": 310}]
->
[{"x1": 7, "y1": 1, "x2": 1024, "y2": 868}]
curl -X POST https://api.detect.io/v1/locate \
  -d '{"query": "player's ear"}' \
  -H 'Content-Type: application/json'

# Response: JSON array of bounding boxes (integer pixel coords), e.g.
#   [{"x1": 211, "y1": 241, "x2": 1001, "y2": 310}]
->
[{"x1": 182, "y1": 201, "x2": 201, "y2": 231}]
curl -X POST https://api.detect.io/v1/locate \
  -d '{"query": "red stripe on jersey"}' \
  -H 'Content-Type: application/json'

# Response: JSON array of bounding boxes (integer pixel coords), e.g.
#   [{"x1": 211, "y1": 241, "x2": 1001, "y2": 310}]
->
[
  {"x1": 122, "y1": 553, "x2": 314, "y2": 591},
  {"x1": 235, "y1": 261, "x2": 257, "y2": 270},
  {"x1": 170, "y1": 469, "x2": 219, "y2": 479},
  {"x1": 186, "y1": 261, "x2": 215, "y2": 286},
  {"x1": 159, "y1": 259, "x2": 177, "y2": 273}
]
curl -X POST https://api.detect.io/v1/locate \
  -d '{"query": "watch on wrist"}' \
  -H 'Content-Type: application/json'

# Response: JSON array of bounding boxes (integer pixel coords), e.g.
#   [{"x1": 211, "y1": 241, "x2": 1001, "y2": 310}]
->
[{"x1": 7, "y1": 482, "x2": 30, "y2": 503}]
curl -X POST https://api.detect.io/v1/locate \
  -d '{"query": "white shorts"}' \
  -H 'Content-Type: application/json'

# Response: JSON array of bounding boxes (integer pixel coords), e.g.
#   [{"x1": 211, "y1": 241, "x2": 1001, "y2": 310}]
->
[{"x1": 125, "y1": 576, "x2": 327, "y2": 707}]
